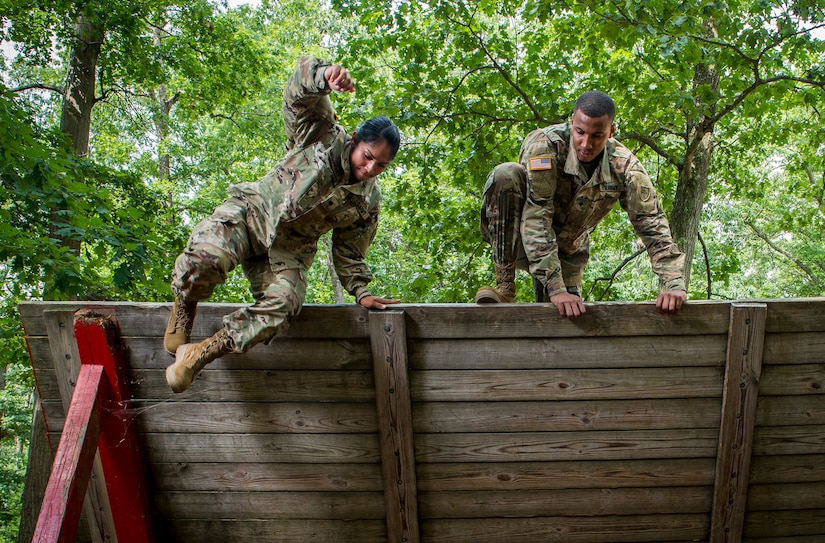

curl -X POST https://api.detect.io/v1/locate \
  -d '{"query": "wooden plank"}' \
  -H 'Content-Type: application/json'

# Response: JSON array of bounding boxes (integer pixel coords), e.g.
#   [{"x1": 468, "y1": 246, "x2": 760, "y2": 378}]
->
[
  {"x1": 752, "y1": 424, "x2": 825, "y2": 455},
  {"x1": 369, "y1": 311, "x2": 420, "y2": 543},
  {"x1": 711, "y1": 302, "x2": 767, "y2": 543},
  {"x1": 413, "y1": 398, "x2": 722, "y2": 433},
  {"x1": 130, "y1": 401, "x2": 378, "y2": 434},
  {"x1": 758, "y1": 363, "x2": 825, "y2": 396},
  {"x1": 749, "y1": 454, "x2": 825, "y2": 484},
  {"x1": 744, "y1": 508, "x2": 825, "y2": 538},
  {"x1": 764, "y1": 298, "x2": 825, "y2": 333},
  {"x1": 33, "y1": 365, "x2": 105, "y2": 543},
  {"x1": 138, "y1": 433, "x2": 381, "y2": 463},
  {"x1": 410, "y1": 367, "x2": 725, "y2": 401},
  {"x1": 73, "y1": 311, "x2": 155, "y2": 543},
  {"x1": 152, "y1": 490, "x2": 385, "y2": 519},
  {"x1": 402, "y1": 301, "x2": 731, "y2": 338},
  {"x1": 409, "y1": 334, "x2": 727, "y2": 370},
  {"x1": 157, "y1": 519, "x2": 387, "y2": 542},
  {"x1": 417, "y1": 459, "x2": 716, "y2": 491},
  {"x1": 21, "y1": 302, "x2": 371, "y2": 339},
  {"x1": 756, "y1": 395, "x2": 825, "y2": 427},
  {"x1": 420, "y1": 514, "x2": 709, "y2": 543},
  {"x1": 147, "y1": 462, "x2": 384, "y2": 492},
  {"x1": 418, "y1": 486, "x2": 712, "y2": 518},
  {"x1": 746, "y1": 482, "x2": 825, "y2": 510},
  {"x1": 130, "y1": 368, "x2": 376, "y2": 401},
  {"x1": 121, "y1": 336, "x2": 372, "y2": 370},
  {"x1": 44, "y1": 310, "x2": 114, "y2": 543},
  {"x1": 763, "y1": 331, "x2": 825, "y2": 365},
  {"x1": 415, "y1": 429, "x2": 719, "y2": 463}
]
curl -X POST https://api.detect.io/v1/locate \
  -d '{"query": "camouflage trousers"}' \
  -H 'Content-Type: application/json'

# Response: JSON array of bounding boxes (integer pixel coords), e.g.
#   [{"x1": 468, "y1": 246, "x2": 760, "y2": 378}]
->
[
  {"x1": 480, "y1": 162, "x2": 586, "y2": 300},
  {"x1": 171, "y1": 197, "x2": 307, "y2": 353}
]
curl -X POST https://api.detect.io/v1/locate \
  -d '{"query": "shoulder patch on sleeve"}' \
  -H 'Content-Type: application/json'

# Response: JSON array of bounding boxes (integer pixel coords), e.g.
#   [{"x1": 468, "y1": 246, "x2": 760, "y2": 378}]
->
[{"x1": 529, "y1": 155, "x2": 553, "y2": 171}]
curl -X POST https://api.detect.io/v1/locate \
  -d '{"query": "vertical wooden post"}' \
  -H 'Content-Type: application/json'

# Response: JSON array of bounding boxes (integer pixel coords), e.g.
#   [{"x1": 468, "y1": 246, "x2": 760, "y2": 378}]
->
[
  {"x1": 369, "y1": 310, "x2": 420, "y2": 543},
  {"x1": 710, "y1": 302, "x2": 767, "y2": 542},
  {"x1": 33, "y1": 364, "x2": 106, "y2": 542},
  {"x1": 44, "y1": 309, "x2": 116, "y2": 543},
  {"x1": 73, "y1": 310, "x2": 155, "y2": 543}
]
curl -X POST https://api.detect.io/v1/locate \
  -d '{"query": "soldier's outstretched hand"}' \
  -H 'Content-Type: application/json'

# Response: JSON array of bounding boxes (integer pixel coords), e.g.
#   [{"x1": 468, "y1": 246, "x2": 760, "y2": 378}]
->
[
  {"x1": 359, "y1": 295, "x2": 401, "y2": 310},
  {"x1": 324, "y1": 64, "x2": 355, "y2": 93},
  {"x1": 551, "y1": 292, "x2": 586, "y2": 318},
  {"x1": 656, "y1": 289, "x2": 687, "y2": 314}
]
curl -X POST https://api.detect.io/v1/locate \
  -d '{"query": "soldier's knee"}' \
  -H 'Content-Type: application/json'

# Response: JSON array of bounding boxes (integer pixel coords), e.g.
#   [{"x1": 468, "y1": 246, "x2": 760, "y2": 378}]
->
[{"x1": 486, "y1": 162, "x2": 527, "y2": 194}]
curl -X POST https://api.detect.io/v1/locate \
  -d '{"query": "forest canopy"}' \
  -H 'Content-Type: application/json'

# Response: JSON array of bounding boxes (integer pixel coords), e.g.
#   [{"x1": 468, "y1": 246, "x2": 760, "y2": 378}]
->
[{"x1": 1, "y1": 0, "x2": 824, "y2": 538}]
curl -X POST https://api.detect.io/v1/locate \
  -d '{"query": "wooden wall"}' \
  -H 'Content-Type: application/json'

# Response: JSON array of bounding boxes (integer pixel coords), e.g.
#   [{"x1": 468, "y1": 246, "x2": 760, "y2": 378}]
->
[{"x1": 18, "y1": 299, "x2": 825, "y2": 543}]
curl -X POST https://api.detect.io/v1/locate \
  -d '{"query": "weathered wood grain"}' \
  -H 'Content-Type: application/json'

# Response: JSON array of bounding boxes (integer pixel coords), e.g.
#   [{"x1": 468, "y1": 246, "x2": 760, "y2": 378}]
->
[
  {"x1": 402, "y1": 301, "x2": 730, "y2": 338},
  {"x1": 764, "y1": 298, "x2": 825, "y2": 333},
  {"x1": 413, "y1": 398, "x2": 722, "y2": 433},
  {"x1": 369, "y1": 311, "x2": 420, "y2": 543},
  {"x1": 147, "y1": 462, "x2": 384, "y2": 492},
  {"x1": 763, "y1": 331, "x2": 825, "y2": 365},
  {"x1": 152, "y1": 490, "x2": 386, "y2": 519},
  {"x1": 414, "y1": 429, "x2": 719, "y2": 463},
  {"x1": 21, "y1": 302, "x2": 371, "y2": 339},
  {"x1": 410, "y1": 367, "x2": 725, "y2": 401},
  {"x1": 752, "y1": 425, "x2": 825, "y2": 455},
  {"x1": 711, "y1": 302, "x2": 767, "y2": 543},
  {"x1": 759, "y1": 363, "x2": 825, "y2": 396},
  {"x1": 756, "y1": 395, "x2": 825, "y2": 427},
  {"x1": 156, "y1": 519, "x2": 387, "y2": 542},
  {"x1": 418, "y1": 486, "x2": 712, "y2": 518},
  {"x1": 746, "y1": 482, "x2": 825, "y2": 511},
  {"x1": 18, "y1": 299, "x2": 825, "y2": 543},
  {"x1": 417, "y1": 459, "x2": 716, "y2": 491},
  {"x1": 419, "y1": 514, "x2": 709, "y2": 543},
  {"x1": 137, "y1": 433, "x2": 381, "y2": 463},
  {"x1": 408, "y1": 334, "x2": 728, "y2": 369},
  {"x1": 749, "y1": 454, "x2": 825, "y2": 484},
  {"x1": 130, "y1": 401, "x2": 378, "y2": 434},
  {"x1": 129, "y1": 368, "x2": 377, "y2": 402},
  {"x1": 744, "y1": 508, "x2": 825, "y2": 538}
]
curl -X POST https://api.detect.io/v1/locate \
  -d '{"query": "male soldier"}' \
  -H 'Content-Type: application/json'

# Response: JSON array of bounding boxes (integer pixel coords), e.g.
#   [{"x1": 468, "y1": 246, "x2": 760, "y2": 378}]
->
[
  {"x1": 476, "y1": 90, "x2": 687, "y2": 317},
  {"x1": 163, "y1": 56, "x2": 401, "y2": 393}
]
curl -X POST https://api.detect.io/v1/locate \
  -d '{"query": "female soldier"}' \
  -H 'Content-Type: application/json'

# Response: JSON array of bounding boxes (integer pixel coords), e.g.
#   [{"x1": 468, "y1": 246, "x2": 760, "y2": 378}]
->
[{"x1": 164, "y1": 56, "x2": 400, "y2": 393}]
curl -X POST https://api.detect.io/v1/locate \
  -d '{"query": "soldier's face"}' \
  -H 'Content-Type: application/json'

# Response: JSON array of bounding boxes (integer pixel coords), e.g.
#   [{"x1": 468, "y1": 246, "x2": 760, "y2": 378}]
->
[
  {"x1": 570, "y1": 109, "x2": 615, "y2": 164},
  {"x1": 350, "y1": 136, "x2": 394, "y2": 181}
]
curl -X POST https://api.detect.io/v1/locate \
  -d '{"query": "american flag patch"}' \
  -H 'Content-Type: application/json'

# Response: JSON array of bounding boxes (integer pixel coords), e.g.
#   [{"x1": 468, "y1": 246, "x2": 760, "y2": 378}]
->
[{"x1": 529, "y1": 155, "x2": 552, "y2": 171}]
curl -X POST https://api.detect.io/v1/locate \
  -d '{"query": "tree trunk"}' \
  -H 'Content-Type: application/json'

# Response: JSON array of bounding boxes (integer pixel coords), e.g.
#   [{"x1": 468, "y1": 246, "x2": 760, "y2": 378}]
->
[
  {"x1": 669, "y1": 19, "x2": 720, "y2": 291},
  {"x1": 45, "y1": 13, "x2": 104, "y2": 300}
]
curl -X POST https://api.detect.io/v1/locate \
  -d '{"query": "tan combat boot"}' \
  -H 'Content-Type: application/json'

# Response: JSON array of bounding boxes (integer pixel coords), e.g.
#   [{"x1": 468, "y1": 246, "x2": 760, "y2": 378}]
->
[
  {"x1": 475, "y1": 262, "x2": 516, "y2": 303},
  {"x1": 164, "y1": 298, "x2": 198, "y2": 355},
  {"x1": 165, "y1": 329, "x2": 234, "y2": 393}
]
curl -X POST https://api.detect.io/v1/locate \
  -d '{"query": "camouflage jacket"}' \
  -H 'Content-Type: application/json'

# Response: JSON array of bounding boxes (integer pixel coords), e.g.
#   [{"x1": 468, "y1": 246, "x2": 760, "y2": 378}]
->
[
  {"x1": 520, "y1": 122, "x2": 686, "y2": 297},
  {"x1": 227, "y1": 56, "x2": 380, "y2": 302}
]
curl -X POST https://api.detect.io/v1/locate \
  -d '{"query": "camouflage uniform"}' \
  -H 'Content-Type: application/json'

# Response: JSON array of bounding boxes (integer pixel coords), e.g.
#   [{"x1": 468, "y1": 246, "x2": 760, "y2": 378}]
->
[
  {"x1": 172, "y1": 56, "x2": 380, "y2": 352},
  {"x1": 480, "y1": 122, "x2": 685, "y2": 299}
]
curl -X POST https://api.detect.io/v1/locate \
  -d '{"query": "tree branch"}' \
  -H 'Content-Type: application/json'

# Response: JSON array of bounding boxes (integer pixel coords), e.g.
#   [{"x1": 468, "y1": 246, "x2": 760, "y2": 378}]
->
[
  {"x1": 9, "y1": 83, "x2": 63, "y2": 94},
  {"x1": 586, "y1": 247, "x2": 646, "y2": 301},
  {"x1": 745, "y1": 220, "x2": 822, "y2": 286}
]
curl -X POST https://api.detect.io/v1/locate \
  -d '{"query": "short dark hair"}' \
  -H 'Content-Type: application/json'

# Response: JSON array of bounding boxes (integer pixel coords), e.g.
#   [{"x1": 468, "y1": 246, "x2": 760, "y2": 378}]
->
[
  {"x1": 574, "y1": 90, "x2": 615, "y2": 120},
  {"x1": 357, "y1": 116, "x2": 401, "y2": 159}
]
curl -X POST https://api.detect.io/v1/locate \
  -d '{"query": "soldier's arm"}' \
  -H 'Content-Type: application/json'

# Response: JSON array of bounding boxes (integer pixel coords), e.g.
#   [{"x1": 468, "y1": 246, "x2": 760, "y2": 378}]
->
[
  {"x1": 518, "y1": 132, "x2": 568, "y2": 299},
  {"x1": 282, "y1": 56, "x2": 339, "y2": 150},
  {"x1": 331, "y1": 208, "x2": 380, "y2": 303},
  {"x1": 619, "y1": 158, "x2": 687, "y2": 293}
]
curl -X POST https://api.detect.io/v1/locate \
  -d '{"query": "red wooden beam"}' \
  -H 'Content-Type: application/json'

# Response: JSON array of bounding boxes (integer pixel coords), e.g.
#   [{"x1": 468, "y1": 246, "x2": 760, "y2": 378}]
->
[
  {"x1": 33, "y1": 364, "x2": 106, "y2": 542},
  {"x1": 73, "y1": 310, "x2": 155, "y2": 543}
]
